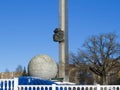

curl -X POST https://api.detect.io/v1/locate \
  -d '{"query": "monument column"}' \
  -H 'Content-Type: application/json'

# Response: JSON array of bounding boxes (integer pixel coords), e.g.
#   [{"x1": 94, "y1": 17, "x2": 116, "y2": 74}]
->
[
  {"x1": 53, "y1": 0, "x2": 69, "y2": 82},
  {"x1": 59, "y1": 0, "x2": 69, "y2": 82}
]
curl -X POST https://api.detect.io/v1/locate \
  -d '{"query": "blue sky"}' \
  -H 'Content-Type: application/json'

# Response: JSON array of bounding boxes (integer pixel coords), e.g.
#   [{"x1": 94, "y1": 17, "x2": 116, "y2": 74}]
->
[{"x1": 0, "y1": 0, "x2": 120, "y2": 72}]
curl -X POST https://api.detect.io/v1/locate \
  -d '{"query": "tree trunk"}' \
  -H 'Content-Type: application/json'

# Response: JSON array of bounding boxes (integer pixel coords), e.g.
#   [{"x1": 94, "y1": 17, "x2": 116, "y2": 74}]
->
[{"x1": 102, "y1": 75, "x2": 108, "y2": 85}]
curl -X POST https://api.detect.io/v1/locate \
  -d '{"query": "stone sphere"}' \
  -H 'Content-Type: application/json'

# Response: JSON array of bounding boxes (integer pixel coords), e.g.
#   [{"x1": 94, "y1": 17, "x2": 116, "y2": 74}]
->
[{"x1": 28, "y1": 54, "x2": 58, "y2": 79}]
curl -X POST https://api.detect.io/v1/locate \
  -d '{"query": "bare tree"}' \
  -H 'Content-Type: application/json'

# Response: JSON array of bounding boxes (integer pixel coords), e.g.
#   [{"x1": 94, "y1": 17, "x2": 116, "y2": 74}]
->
[
  {"x1": 69, "y1": 52, "x2": 94, "y2": 84},
  {"x1": 82, "y1": 33, "x2": 120, "y2": 85},
  {"x1": 16, "y1": 65, "x2": 23, "y2": 72},
  {"x1": 5, "y1": 69, "x2": 9, "y2": 72}
]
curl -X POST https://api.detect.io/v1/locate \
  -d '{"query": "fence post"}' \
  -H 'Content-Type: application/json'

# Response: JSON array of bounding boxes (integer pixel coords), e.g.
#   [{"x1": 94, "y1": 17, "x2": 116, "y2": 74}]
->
[
  {"x1": 14, "y1": 78, "x2": 18, "y2": 90},
  {"x1": 52, "y1": 84, "x2": 56, "y2": 90},
  {"x1": 96, "y1": 84, "x2": 100, "y2": 90}
]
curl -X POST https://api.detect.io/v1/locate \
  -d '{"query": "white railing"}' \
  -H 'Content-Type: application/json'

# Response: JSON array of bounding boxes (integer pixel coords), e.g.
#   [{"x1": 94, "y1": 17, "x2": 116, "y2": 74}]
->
[
  {"x1": 18, "y1": 84, "x2": 120, "y2": 90},
  {"x1": 18, "y1": 85, "x2": 52, "y2": 90},
  {"x1": 0, "y1": 78, "x2": 120, "y2": 90},
  {"x1": 0, "y1": 78, "x2": 14, "y2": 90}
]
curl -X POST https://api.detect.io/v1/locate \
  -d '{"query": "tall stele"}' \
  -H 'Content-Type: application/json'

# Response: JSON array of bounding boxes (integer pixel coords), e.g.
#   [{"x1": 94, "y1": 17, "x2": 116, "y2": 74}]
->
[{"x1": 28, "y1": 54, "x2": 58, "y2": 79}]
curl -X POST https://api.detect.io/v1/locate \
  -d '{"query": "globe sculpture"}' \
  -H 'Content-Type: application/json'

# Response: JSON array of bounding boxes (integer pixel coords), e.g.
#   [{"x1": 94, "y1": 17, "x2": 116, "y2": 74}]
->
[{"x1": 28, "y1": 54, "x2": 58, "y2": 80}]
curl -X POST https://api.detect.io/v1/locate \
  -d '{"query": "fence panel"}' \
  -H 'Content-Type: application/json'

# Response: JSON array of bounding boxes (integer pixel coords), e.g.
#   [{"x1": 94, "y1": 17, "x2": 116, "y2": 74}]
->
[
  {"x1": 11, "y1": 82, "x2": 120, "y2": 90},
  {"x1": 0, "y1": 79, "x2": 14, "y2": 90},
  {"x1": 18, "y1": 85, "x2": 52, "y2": 90},
  {"x1": 54, "y1": 85, "x2": 120, "y2": 90}
]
